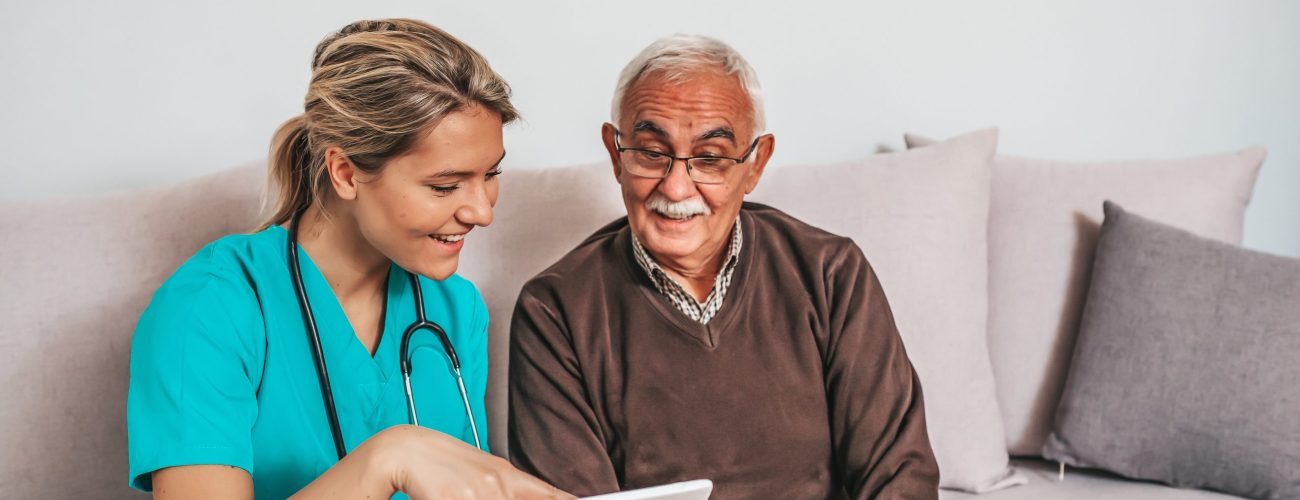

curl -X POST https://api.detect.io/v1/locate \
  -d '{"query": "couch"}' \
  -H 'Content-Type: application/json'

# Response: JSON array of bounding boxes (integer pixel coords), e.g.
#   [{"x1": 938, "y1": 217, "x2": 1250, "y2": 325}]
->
[{"x1": 0, "y1": 134, "x2": 1261, "y2": 498}]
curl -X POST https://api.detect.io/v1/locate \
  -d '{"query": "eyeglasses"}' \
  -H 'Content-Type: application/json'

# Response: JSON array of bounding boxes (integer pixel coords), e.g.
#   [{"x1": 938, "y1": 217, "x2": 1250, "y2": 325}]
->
[{"x1": 613, "y1": 128, "x2": 762, "y2": 185}]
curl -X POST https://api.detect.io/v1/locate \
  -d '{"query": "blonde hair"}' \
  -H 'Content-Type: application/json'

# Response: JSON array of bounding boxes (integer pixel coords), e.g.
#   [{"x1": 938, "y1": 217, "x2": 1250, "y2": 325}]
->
[{"x1": 260, "y1": 19, "x2": 519, "y2": 230}]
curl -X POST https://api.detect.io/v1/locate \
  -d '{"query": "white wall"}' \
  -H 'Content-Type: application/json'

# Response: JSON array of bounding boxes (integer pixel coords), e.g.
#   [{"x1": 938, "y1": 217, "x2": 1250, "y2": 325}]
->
[{"x1": 3, "y1": 0, "x2": 1298, "y2": 256}]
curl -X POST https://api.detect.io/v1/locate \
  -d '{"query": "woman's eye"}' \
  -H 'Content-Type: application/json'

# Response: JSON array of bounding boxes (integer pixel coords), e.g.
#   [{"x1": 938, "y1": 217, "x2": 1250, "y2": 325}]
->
[
  {"x1": 431, "y1": 184, "x2": 459, "y2": 194},
  {"x1": 486, "y1": 168, "x2": 503, "y2": 179}
]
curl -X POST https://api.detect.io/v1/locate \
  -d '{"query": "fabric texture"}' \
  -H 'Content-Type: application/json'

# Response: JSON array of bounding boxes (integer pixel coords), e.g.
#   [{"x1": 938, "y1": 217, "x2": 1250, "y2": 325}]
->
[
  {"x1": 904, "y1": 133, "x2": 1265, "y2": 456},
  {"x1": 127, "y1": 227, "x2": 490, "y2": 498},
  {"x1": 509, "y1": 204, "x2": 940, "y2": 500},
  {"x1": 1041, "y1": 202, "x2": 1300, "y2": 500},
  {"x1": 754, "y1": 129, "x2": 1024, "y2": 493}
]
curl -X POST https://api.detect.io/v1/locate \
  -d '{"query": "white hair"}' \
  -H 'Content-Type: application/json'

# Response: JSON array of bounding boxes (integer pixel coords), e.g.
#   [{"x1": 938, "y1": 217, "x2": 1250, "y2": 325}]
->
[{"x1": 611, "y1": 34, "x2": 765, "y2": 133}]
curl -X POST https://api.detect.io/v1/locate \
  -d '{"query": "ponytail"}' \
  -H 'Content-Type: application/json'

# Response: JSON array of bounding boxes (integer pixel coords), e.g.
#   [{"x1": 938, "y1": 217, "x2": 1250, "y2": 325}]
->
[{"x1": 259, "y1": 114, "x2": 315, "y2": 230}]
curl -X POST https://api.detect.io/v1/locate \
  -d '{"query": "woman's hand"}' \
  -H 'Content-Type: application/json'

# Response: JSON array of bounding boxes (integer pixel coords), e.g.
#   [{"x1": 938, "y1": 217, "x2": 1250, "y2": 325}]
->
[
  {"x1": 287, "y1": 424, "x2": 574, "y2": 499},
  {"x1": 374, "y1": 425, "x2": 575, "y2": 499}
]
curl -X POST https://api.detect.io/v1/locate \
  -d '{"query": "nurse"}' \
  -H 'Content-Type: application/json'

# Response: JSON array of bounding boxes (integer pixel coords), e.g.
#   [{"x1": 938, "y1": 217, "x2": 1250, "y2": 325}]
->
[{"x1": 127, "y1": 19, "x2": 570, "y2": 499}]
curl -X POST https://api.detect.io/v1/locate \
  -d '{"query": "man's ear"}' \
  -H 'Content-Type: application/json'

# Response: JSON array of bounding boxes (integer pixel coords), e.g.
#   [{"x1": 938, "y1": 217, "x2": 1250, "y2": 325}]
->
[
  {"x1": 601, "y1": 123, "x2": 624, "y2": 183},
  {"x1": 743, "y1": 133, "x2": 776, "y2": 194},
  {"x1": 323, "y1": 146, "x2": 360, "y2": 201}
]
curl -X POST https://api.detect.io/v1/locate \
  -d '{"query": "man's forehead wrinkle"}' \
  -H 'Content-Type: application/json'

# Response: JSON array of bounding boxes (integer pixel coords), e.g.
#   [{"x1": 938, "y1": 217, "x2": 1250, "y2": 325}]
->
[
  {"x1": 632, "y1": 87, "x2": 748, "y2": 111},
  {"x1": 625, "y1": 101, "x2": 747, "y2": 140},
  {"x1": 620, "y1": 75, "x2": 755, "y2": 145},
  {"x1": 624, "y1": 77, "x2": 750, "y2": 114}
]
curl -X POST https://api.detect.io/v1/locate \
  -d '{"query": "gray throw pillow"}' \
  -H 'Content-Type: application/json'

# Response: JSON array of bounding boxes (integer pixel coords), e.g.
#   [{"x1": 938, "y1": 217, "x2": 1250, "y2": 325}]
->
[{"x1": 1042, "y1": 201, "x2": 1300, "y2": 499}]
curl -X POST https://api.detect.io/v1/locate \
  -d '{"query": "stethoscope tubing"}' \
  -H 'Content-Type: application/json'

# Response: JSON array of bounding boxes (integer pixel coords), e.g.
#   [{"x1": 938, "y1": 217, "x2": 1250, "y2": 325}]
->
[
  {"x1": 288, "y1": 212, "x2": 349, "y2": 459},
  {"x1": 288, "y1": 211, "x2": 481, "y2": 460}
]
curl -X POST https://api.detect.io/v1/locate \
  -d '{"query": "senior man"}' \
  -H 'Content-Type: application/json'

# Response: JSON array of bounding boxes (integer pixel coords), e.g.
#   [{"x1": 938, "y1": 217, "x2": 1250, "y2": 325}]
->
[{"x1": 508, "y1": 35, "x2": 939, "y2": 499}]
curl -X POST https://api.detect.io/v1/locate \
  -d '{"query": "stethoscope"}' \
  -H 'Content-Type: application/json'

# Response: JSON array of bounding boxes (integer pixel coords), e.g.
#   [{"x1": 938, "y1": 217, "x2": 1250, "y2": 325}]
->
[{"x1": 287, "y1": 210, "x2": 482, "y2": 459}]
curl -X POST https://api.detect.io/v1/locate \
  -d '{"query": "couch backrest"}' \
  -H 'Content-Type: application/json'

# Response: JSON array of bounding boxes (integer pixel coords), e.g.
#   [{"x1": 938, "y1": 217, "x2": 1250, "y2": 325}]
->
[
  {"x1": 0, "y1": 163, "x2": 266, "y2": 498},
  {"x1": 0, "y1": 152, "x2": 1012, "y2": 495}
]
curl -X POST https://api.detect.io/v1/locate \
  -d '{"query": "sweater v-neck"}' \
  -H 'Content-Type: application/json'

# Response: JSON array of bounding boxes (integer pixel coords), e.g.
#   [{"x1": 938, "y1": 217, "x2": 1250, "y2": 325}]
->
[{"x1": 615, "y1": 210, "x2": 756, "y2": 350}]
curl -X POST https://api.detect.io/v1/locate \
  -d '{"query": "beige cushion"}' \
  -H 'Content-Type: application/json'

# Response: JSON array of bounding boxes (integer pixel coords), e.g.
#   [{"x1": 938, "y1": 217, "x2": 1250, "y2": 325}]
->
[
  {"x1": 0, "y1": 163, "x2": 265, "y2": 499},
  {"x1": 905, "y1": 134, "x2": 1265, "y2": 456},
  {"x1": 752, "y1": 129, "x2": 1024, "y2": 493}
]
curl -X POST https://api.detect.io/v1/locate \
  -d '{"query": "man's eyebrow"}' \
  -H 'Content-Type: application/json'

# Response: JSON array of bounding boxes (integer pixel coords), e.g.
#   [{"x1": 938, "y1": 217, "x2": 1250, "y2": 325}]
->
[
  {"x1": 632, "y1": 120, "x2": 667, "y2": 137},
  {"x1": 698, "y1": 127, "x2": 736, "y2": 144}
]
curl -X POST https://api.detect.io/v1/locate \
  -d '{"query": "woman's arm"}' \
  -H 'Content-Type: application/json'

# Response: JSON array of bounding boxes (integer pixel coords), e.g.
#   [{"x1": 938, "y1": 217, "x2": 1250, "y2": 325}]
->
[
  {"x1": 151, "y1": 434, "x2": 389, "y2": 500},
  {"x1": 152, "y1": 426, "x2": 572, "y2": 500},
  {"x1": 152, "y1": 465, "x2": 254, "y2": 500}
]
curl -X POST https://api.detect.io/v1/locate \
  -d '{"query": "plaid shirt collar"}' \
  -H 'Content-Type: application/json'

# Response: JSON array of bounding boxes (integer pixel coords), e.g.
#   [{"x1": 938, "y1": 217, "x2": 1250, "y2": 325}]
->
[{"x1": 630, "y1": 216, "x2": 743, "y2": 325}]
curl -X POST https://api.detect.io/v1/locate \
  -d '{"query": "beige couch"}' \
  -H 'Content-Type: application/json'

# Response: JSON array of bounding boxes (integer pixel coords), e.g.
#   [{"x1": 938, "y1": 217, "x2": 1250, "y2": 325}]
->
[{"x1": 0, "y1": 156, "x2": 1245, "y2": 499}]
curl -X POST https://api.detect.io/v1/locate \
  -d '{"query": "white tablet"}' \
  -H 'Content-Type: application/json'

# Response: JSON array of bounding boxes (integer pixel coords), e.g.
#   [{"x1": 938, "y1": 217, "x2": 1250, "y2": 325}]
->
[{"x1": 579, "y1": 479, "x2": 713, "y2": 500}]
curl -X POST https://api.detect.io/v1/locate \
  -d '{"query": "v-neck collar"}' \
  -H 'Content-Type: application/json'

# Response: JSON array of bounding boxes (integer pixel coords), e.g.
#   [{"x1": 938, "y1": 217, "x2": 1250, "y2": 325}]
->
[
  {"x1": 274, "y1": 225, "x2": 404, "y2": 385},
  {"x1": 617, "y1": 209, "x2": 757, "y2": 349}
]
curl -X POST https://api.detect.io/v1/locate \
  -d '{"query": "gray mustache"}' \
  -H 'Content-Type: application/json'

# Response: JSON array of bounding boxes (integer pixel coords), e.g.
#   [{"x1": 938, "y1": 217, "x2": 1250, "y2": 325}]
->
[{"x1": 646, "y1": 194, "x2": 711, "y2": 218}]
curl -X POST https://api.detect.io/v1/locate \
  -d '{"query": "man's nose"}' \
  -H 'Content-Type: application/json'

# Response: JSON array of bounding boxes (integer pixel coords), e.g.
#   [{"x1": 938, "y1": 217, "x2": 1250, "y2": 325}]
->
[{"x1": 655, "y1": 159, "x2": 699, "y2": 201}]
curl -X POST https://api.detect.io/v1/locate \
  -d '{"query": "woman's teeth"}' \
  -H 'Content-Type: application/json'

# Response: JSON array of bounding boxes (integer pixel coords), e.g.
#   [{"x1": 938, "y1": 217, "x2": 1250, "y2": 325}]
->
[{"x1": 431, "y1": 234, "x2": 465, "y2": 243}]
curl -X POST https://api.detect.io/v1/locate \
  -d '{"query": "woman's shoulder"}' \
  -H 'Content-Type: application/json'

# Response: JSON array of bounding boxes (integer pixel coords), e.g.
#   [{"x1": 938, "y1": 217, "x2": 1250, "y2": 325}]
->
[
  {"x1": 143, "y1": 227, "x2": 286, "y2": 329},
  {"x1": 162, "y1": 226, "x2": 286, "y2": 288},
  {"x1": 133, "y1": 230, "x2": 275, "y2": 370}
]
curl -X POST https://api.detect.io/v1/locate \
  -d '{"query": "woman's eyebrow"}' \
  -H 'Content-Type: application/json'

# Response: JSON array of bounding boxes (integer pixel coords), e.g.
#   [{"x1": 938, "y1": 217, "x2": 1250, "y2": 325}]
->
[{"x1": 425, "y1": 151, "x2": 507, "y2": 179}]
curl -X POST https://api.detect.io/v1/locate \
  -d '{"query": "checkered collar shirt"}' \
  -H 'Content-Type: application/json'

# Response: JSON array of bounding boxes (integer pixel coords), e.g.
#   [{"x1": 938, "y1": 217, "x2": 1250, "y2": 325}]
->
[{"x1": 630, "y1": 216, "x2": 743, "y2": 325}]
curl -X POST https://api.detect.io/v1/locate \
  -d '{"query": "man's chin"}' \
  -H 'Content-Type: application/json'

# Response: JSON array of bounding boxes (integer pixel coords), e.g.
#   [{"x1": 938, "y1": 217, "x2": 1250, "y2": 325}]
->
[{"x1": 642, "y1": 231, "x2": 706, "y2": 263}]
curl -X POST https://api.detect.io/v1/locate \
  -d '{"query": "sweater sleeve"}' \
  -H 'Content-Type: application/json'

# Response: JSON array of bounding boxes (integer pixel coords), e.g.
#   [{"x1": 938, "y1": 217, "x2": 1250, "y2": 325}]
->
[
  {"x1": 824, "y1": 241, "x2": 940, "y2": 499},
  {"x1": 508, "y1": 284, "x2": 620, "y2": 496}
]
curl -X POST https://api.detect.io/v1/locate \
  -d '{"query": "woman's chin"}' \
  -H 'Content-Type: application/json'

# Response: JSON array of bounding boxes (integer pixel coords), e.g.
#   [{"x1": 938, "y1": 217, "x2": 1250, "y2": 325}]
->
[{"x1": 401, "y1": 255, "x2": 459, "y2": 282}]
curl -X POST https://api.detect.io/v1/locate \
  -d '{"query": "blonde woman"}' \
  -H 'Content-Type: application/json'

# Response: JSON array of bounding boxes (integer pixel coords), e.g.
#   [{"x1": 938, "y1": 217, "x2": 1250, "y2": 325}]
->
[{"x1": 126, "y1": 19, "x2": 570, "y2": 499}]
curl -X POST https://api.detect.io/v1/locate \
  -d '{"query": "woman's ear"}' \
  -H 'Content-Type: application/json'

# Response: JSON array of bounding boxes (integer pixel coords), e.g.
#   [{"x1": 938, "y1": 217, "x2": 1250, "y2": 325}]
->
[{"x1": 323, "y1": 146, "x2": 360, "y2": 200}]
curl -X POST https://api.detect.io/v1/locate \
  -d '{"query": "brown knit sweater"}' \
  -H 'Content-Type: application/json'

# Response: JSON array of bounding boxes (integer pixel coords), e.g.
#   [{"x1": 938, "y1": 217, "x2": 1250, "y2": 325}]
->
[{"x1": 508, "y1": 203, "x2": 939, "y2": 499}]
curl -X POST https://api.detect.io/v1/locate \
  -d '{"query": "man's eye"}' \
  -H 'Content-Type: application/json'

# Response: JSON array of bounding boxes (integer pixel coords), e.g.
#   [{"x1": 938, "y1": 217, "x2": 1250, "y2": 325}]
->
[
  {"x1": 637, "y1": 150, "x2": 665, "y2": 161},
  {"x1": 693, "y1": 157, "x2": 725, "y2": 167}
]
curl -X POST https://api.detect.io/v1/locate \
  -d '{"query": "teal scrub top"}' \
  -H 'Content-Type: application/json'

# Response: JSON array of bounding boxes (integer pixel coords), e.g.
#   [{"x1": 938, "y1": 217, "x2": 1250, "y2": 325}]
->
[{"x1": 127, "y1": 226, "x2": 490, "y2": 499}]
